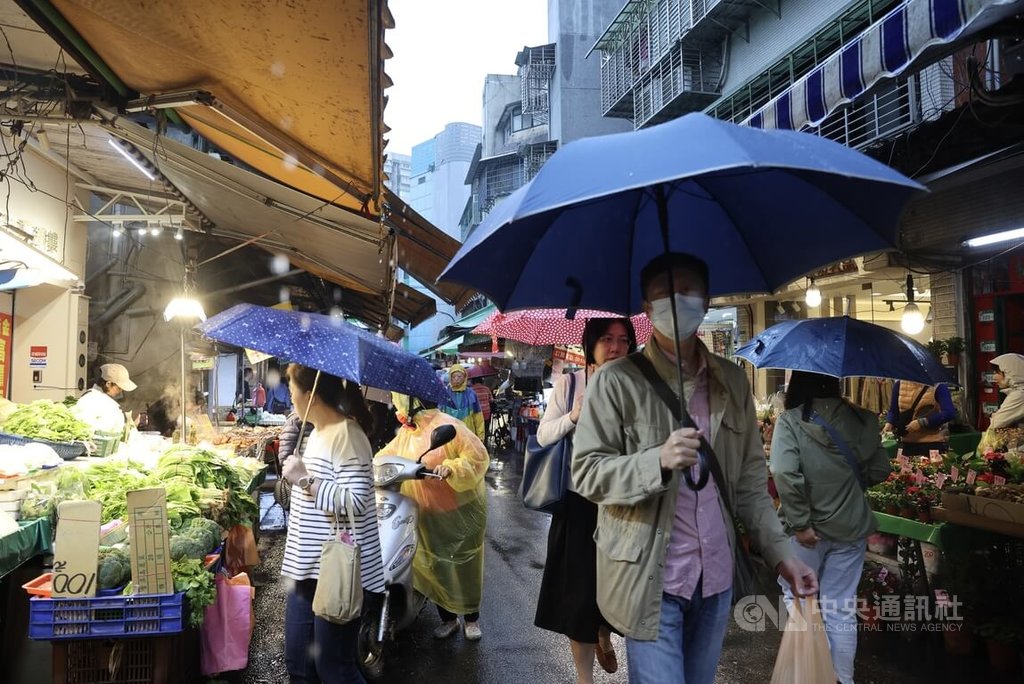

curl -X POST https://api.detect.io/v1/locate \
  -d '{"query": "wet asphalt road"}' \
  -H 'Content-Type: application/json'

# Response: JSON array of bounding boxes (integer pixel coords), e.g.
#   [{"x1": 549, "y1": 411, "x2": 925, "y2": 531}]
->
[{"x1": 242, "y1": 449, "x2": 998, "y2": 684}]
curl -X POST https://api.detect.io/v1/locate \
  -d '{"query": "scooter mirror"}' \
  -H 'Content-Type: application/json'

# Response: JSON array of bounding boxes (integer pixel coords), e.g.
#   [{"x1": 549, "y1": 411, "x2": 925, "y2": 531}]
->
[{"x1": 416, "y1": 424, "x2": 457, "y2": 463}]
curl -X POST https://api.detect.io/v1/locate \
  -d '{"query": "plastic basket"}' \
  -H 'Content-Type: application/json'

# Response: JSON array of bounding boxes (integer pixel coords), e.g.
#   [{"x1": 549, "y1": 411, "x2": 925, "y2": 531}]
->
[
  {"x1": 29, "y1": 592, "x2": 185, "y2": 640},
  {"x1": 0, "y1": 431, "x2": 88, "y2": 460},
  {"x1": 52, "y1": 630, "x2": 199, "y2": 684},
  {"x1": 92, "y1": 434, "x2": 120, "y2": 458}
]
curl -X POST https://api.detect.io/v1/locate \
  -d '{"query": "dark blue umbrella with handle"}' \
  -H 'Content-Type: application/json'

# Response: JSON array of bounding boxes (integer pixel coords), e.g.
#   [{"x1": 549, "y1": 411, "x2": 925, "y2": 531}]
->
[
  {"x1": 195, "y1": 304, "x2": 452, "y2": 405},
  {"x1": 439, "y1": 112, "x2": 924, "y2": 490},
  {"x1": 734, "y1": 316, "x2": 953, "y2": 386}
]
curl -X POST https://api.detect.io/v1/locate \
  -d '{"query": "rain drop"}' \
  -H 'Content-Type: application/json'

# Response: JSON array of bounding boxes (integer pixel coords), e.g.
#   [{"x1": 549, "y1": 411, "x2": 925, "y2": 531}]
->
[
  {"x1": 283, "y1": 153, "x2": 298, "y2": 172},
  {"x1": 270, "y1": 254, "x2": 290, "y2": 275},
  {"x1": 270, "y1": 61, "x2": 286, "y2": 78}
]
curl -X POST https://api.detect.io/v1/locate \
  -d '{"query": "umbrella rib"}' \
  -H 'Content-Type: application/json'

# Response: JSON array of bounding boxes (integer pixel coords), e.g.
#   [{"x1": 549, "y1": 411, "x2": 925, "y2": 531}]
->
[
  {"x1": 629, "y1": 188, "x2": 649, "y2": 313},
  {"x1": 688, "y1": 177, "x2": 776, "y2": 293}
]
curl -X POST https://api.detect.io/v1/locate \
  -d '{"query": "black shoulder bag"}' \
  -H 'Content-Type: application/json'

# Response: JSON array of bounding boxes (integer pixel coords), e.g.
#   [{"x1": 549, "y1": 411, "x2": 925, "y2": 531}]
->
[
  {"x1": 629, "y1": 354, "x2": 765, "y2": 602},
  {"x1": 894, "y1": 385, "x2": 929, "y2": 439}
]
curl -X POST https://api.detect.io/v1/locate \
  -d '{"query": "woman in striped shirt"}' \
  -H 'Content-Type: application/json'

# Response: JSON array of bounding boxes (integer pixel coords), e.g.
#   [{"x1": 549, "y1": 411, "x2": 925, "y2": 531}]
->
[{"x1": 281, "y1": 364, "x2": 385, "y2": 684}]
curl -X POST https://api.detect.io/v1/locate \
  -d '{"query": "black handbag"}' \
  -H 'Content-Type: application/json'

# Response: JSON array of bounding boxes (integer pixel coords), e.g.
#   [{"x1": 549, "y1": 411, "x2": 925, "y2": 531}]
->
[
  {"x1": 520, "y1": 372, "x2": 577, "y2": 514},
  {"x1": 630, "y1": 354, "x2": 768, "y2": 603}
]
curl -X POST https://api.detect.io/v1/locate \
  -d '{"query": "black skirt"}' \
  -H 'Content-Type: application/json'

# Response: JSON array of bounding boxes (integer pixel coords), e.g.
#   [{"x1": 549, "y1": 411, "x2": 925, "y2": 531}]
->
[{"x1": 534, "y1": 490, "x2": 604, "y2": 644}]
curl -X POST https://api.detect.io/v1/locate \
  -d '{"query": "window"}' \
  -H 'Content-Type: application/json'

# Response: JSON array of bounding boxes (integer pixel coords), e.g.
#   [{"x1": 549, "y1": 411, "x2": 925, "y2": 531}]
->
[
  {"x1": 417, "y1": 176, "x2": 426, "y2": 185},
  {"x1": 504, "y1": 105, "x2": 539, "y2": 139}
]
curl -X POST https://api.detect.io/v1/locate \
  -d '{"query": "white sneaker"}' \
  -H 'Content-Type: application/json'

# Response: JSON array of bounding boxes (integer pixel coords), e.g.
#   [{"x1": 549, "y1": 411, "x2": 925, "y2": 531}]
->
[
  {"x1": 463, "y1": 620, "x2": 482, "y2": 641},
  {"x1": 433, "y1": 620, "x2": 459, "y2": 639}
]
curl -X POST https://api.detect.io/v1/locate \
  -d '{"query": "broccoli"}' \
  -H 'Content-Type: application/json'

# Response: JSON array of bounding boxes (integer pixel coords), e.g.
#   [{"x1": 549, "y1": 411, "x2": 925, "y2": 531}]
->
[
  {"x1": 170, "y1": 535, "x2": 208, "y2": 562},
  {"x1": 186, "y1": 517, "x2": 223, "y2": 553},
  {"x1": 97, "y1": 546, "x2": 130, "y2": 590}
]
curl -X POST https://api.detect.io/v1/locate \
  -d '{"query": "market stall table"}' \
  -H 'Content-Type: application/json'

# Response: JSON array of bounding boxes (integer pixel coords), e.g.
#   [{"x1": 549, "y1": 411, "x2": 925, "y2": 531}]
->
[
  {"x1": 1, "y1": 519, "x2": 53, "y2": 670},
  {"x1": 882, "y1": 432, "x2": 983, "y2": 460}
]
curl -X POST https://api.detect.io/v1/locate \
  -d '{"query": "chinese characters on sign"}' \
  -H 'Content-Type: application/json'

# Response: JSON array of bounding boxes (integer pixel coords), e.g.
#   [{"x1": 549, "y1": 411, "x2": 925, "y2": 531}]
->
[{"x1": 0, "y1": 314, "x2": 10, "y2": 397}]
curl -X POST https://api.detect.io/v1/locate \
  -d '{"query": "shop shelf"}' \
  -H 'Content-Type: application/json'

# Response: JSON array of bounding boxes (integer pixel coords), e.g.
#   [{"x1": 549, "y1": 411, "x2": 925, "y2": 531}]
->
[{"x1": 29, "y1": 592, "x2": 185, "y2": 640}]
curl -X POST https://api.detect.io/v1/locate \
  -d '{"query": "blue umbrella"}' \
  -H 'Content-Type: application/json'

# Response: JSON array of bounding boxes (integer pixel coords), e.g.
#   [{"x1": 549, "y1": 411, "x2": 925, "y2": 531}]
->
[
  {"x1": 195, "y1": 304, "x2": 452, "y2": 405},
  {"x1": 439, "y1": 113, "x2": 924, "y2": 314},
  {"x1": 734, "y1": 316, "x2": 953, "y2": 386}
]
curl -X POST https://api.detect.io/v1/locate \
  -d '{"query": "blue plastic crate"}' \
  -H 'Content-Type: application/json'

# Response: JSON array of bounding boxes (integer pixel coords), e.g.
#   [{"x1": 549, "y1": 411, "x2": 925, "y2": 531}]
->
[{"x1": 29, "y1": 592, "x2": 185, "y2": 640}]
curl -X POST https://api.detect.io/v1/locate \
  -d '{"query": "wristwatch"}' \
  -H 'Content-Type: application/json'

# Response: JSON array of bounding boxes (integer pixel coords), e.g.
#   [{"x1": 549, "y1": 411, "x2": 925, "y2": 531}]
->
[{"x1": 297, "y1": 475, "x2": 315, "y2": 492}]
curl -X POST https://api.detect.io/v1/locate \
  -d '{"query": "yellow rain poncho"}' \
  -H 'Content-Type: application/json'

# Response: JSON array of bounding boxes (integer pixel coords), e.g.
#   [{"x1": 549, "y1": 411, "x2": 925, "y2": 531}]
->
[
  {"x1": 441, "y1": 364, "x2": 486, "y2": 441},
  {"x1": 377, "y1": 404, "x2": 489, "y2": 615}
]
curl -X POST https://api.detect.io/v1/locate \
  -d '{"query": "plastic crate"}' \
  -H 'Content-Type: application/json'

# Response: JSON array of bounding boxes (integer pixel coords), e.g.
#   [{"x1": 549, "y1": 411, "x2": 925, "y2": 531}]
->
[
  {"x1": 92, "y1": 435, "x2": 120, "y2": 458},
  {"x1": 29, "y1": 592, "x2": 185, "y2": 640},
  {"x1": 51, "y1": 630, "x2": 199, "y2": 684}
]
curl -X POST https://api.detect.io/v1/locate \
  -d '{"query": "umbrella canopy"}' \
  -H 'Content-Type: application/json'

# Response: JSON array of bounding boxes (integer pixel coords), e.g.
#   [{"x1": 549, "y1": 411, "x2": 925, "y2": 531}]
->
[
  {"x1": 733, "y1": 316, "x2": 953, "y2": 386},
  {"x1": 466, "y1": 364, "x2": 499, "y2": 379},
  {"x1": 439, "y1": 113, "x2": 924, "y2": 314},
  {"x1": 473, "y1": 309, "x2": 653, "y2": 346},
  {"x1": 195, "y1": 304, "x2": 451, "y2": 404}
]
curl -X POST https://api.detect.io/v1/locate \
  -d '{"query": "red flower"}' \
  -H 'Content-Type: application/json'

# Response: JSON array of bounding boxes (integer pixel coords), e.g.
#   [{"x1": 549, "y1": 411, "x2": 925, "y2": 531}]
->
[
  {"x1": 907, "y1": 486, "x2": 921, "y2": 495},
  {"x1": 984, "y1": 451, "x2": 1006, "y2": 462},
  {"x1": 978, "y1": 472, "x2": 995, "y2": 484}
]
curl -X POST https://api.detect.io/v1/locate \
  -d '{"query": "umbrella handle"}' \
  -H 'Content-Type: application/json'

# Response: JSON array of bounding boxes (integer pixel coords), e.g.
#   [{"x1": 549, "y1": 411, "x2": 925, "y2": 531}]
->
[{"x1": 684, "y1": 451, "x2": 709, "y2": 491}]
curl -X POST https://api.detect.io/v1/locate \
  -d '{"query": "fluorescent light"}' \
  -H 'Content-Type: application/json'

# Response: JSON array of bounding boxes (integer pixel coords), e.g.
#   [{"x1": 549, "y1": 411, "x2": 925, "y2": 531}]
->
[
  {"x1": 964, "y1": 227, "x2": 1024, "y2": 248},
  {"x1": 163, "y1": 297, "x2": 206, "y2": 322},
  {"x1": 901, "y1": 302, "x2": 925, "y2": 335},
  {"x1": 108, "y1": 138, "x2": 156, "y2": 181}
]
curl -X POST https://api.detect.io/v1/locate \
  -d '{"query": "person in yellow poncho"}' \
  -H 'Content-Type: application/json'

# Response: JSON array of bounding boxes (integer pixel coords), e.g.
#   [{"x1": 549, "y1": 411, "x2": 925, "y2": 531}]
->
[
  {"x1": 440, "y1": 364, "x2": 486, "y2": 441},
  {"x1": 378, "y1": 393, "x2": 489, "y2": 641}
]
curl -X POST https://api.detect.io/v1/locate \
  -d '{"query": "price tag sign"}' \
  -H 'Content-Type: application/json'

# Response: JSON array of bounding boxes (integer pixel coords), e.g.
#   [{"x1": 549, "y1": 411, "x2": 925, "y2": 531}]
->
[
  {"x1": 896, "y1": 448, "x2": 904, "y2": 459},
  {"x1": 929, "y1": 450, "x2": 942, "y2": 463},
  {"x1": 950, "y1": 466, "x2": 960, "y2": 482},
  {"x1": 994, "y1": 475, "x2": 1007, "y2": 486},
  {"x1": 966, "y1": 469, "x2": 978, "y2": 486},
  {"x1": 914, "y1": 469, "x2": 927, "y2": 484},
  {"x1": 897, "y1": 454, "x2": 911, "y2": 473},
  {"x1": 53, "y1": 501, "x2": 101, "y2": 598},
  {"x1": 935, "y1": 473, "x2": 948, "y2": 489}
]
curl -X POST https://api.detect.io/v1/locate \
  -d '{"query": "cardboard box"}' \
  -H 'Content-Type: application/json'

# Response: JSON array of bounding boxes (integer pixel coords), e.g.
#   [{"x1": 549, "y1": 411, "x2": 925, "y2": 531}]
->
[
  {"x1": 52, "y1": 500, "x2": 102, "y2": 598},
  {"x1": 127, "y1": 488, "x2": 175, "y2": 595},
  {"x1": 966, "y1": 493, "x2": 1024, "y2": 525}
]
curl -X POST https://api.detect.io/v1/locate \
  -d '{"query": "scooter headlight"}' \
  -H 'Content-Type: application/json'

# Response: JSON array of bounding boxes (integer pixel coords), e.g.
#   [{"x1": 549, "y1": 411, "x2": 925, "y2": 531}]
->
[
  {"x1": 389, "y1": 544, "x2": 415, "y2": 572},
  {"x1": 374, "y1": 463, "x2": 400, "y2": 486},
  {"x1": 377, "y1": 503, "x2": 397, "y2": 521}
]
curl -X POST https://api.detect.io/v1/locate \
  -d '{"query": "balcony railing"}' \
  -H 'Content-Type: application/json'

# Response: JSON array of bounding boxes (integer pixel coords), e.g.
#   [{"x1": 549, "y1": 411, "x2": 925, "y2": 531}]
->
[
  {"x1": 634, "y1": 44, "x2": 724, "y2": 128},
  {"x1": 809, "y1": 76, "x2": 919, "y2": 151}
]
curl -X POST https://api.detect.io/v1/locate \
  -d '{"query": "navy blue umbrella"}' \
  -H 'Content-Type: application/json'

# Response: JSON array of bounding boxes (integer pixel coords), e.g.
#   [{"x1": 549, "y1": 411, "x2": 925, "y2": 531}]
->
[
  {"x1": 734, "y1": 317, "x2": 952, "y2": 386},
  {"x1": 195, "y1": 304, "x2": 452, "y2": 405},
  {"x1": 439, "y1": 113, "x2": 924, "y2": 314}
]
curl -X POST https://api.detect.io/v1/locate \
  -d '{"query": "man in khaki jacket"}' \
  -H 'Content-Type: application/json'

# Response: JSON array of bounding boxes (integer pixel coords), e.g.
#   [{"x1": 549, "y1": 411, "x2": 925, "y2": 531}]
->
[{"x1": 573, "y1": 252, "x2": 818, "y2": 684}]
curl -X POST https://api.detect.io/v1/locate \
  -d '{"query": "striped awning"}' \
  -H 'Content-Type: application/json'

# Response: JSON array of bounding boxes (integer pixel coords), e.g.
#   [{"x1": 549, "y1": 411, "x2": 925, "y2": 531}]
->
[{"x1": 745, "y1": 0, "x2": 1023, "y2": 131}]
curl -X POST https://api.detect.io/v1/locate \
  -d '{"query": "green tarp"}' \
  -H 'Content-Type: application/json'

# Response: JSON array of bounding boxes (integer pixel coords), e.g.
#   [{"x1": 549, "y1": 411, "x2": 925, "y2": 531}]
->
[{"x1": 0, "y1": 518, "x2": 52, "y2": 579}]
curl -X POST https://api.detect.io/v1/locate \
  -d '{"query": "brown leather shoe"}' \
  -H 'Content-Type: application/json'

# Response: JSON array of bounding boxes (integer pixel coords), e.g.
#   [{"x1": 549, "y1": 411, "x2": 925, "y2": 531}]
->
[{"x1": 596, "y1": 641, "x2": 618, "y2": 674}]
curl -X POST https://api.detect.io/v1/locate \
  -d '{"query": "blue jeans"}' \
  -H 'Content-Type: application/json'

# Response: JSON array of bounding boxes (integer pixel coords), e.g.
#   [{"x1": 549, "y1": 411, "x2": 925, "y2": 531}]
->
[
  {"x1": 779, "y1": 536, "x2": 866, "y2": 684},
  {"x1": 625, "y1": 578, "x2": 733, "y2": 684},
  {"x1": 285, "y1": 579, "x2": 365, "y2": 684}
]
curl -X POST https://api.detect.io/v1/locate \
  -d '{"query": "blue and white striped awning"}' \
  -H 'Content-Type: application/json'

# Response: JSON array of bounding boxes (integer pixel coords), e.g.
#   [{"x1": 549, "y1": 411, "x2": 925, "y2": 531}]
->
[{"x1": 745, "y1": 0, "x2": 1024, "y2": 131}]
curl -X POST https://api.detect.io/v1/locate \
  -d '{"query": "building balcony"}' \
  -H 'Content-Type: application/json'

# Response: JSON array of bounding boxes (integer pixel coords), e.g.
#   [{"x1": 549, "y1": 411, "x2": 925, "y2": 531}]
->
[{"x1": 809, "y1": 76, "x2": 920, "y2": 151}]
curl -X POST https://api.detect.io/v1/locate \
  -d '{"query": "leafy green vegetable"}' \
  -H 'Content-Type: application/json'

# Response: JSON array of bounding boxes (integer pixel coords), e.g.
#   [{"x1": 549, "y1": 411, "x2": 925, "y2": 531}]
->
[
  {"x1": 172, "y1": 558, "x2": 216, "y2": 628},
  {"x1": 170, "y1": 535, "x2": 209, "y2": 562},
  {"x1": 156, "y1": 447, "x2": 260, "y2": 527},
  {"x1": 2, "y1": 400, "x2": 92, "y2": 442}
]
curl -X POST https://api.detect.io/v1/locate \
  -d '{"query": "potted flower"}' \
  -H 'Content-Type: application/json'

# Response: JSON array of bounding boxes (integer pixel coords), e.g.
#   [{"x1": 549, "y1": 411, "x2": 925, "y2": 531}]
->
[
  {"x1": 926, "y1": 339, "x2": 947, "y2": 362},
  {"x1": 858, "y1": 562, "x2": 899, "y2": 625},
  {"x1": 978, "y1": 621, "x2": 1023, "y2": 674},
  {"x1": 945, "y1": 336, "x2": 965, "y2": 366}
]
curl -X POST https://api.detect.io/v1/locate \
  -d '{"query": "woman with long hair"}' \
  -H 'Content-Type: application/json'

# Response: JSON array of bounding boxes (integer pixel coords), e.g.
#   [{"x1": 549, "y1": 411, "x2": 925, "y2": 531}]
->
[
  {"x1": 770, "y1": 371, "x2": 890, "y2": 684},
  {"x1": 534, "y1": 317, "x2": 638, "y2": 683},
  {"x1": 280, "y1": 364, "x2": 385, "y2": 684}
]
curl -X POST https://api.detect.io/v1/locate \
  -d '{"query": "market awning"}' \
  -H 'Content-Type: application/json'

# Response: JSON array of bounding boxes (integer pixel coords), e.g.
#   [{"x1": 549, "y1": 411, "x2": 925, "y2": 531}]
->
[
  {"x1": 43, "y1": 0, "x2": 390, "y2": 214},
  {"x1": 744, "y1": 0, "x2": 1023, "y2": 131},
  {"x1": 420, "y1": 335, "x2": 464, "y2": 357}
]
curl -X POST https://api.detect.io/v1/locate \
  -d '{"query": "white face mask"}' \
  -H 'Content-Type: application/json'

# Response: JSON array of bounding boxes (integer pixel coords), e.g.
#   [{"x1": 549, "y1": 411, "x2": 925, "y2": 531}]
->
[{"x1": 649, "y1": 294, "x2": 706, "y2": 342}]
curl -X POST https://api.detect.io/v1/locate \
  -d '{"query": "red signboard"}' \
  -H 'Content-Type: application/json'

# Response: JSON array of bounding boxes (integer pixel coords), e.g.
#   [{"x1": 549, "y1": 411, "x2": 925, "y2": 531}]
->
[
  {"x1": 30, "y1": 346, "x2": 47, "y2": 358},
  {"x1": 0, "y1": 314, "x2": 11, "y2": 397}
]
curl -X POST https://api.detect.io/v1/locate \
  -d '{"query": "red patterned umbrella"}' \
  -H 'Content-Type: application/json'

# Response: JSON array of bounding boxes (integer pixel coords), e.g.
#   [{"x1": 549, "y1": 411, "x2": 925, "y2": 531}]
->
[
  {"x1": 466, "y1": 364, "x2": 499, "y2": 378},
  {"x1": 473, "y1": 309, "x2": 652, "y2": 346}
]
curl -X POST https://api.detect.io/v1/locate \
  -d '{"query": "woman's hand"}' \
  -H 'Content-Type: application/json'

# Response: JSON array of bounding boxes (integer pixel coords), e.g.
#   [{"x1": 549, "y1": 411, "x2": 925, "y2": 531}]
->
[
  {"x1": 569, "y1": 402, "x2": 582, "y2": 424},
  {"x1": 433, "y1": 464, "x2": 453, "y2": 480},
  {"x1": 794, "y1": 527, "x2": 821, "y2": 548},
  {"x1": 282, "y1": 456, "x2": 308, "y2": 484},
  {"x1": 906, "y1": 419, "x2": 924, "y2": 433}
]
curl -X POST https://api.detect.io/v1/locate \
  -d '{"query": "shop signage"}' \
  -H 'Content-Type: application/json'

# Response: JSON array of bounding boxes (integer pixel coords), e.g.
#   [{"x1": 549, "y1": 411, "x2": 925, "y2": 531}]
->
[
  {"x1": 983, "y1": 402, "x2": 1000, "y2": 415},
  {"x1": 980, "y1": 341, "x2": 997, "y2": 353},
  {"x1": 978, "y1": 309, "x2": 995, "y2": 323},
  {"x1": 553, "y1": 345, "x2": 585, "y2": 366},
  {"x1": 0, "y1": 313, "x2": 11, "y2": 397},
  {"x1": 29, "y1": 345, "x2": 47, "y2": 368},
  {"x1": 192, "y1": 357, "x2": 215, "y2": 371}
]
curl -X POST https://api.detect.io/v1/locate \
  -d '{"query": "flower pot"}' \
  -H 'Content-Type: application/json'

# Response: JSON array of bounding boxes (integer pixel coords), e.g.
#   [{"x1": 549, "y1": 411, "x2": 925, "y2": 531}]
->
[
  {"x1": 917, "y1": 509, "x2": 932, "y2": 524},
  {"x1": 885, "y1": 504, "x2": 899, "y2": 515},
  {"x1": 899, "y1": 507, "x2": 915, "y2": 519},
  {"x1": 986, "y1": 639, "x2": 1021, "y2": 674},
  {"x1": 867, "y1": 533, "x2": 895, "y2": 555},
  {"x1": 942, "y1": 624, "x2": 974, "y2": 656}
]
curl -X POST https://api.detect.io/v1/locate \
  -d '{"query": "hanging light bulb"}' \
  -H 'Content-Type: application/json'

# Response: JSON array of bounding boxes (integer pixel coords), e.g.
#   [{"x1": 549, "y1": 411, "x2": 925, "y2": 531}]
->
[
  {"x1": 900, "y1": 274, "x2": 924, "y2": 334},
  {"x1": 150, "y1": 226, "x2": 161, "y2": 237},
  {"x1": 174, "y1": 226, "x2": 184, "y2": 241},
  {"x1": 111, "y1": 223, "x2": 122, "y2": 238},
  {"x1": 136, "y1": 226, "x2": 147, "y2": 237},
  {"x1": 805, "y1": 278, "x2": 822, "y2": 308}
]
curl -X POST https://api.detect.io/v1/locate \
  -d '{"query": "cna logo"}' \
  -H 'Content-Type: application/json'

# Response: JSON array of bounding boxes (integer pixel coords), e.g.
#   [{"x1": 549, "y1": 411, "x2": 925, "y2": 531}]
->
[{"x1": 734, "y1": 595, "x2": 791, "y2": 632}]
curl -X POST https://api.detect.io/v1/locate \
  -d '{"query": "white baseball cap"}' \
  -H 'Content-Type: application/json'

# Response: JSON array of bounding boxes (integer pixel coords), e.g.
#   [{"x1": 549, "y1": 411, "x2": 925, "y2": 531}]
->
[{"x1": 100, "y1": 363, "x2": 137, "y2": 392}]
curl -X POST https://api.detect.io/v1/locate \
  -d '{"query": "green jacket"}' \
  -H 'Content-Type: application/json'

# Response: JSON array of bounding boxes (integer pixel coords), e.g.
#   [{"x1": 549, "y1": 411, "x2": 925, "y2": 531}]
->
[
  {"x1": 769, "y1": 399, "x2": 891, "y2": 542},
  {"x1": 572, "y1": 342, "x2": 792, "y2": 641}
]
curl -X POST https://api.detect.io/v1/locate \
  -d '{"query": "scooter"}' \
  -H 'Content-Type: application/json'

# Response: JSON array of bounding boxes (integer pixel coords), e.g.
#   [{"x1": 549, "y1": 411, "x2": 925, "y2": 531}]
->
[{"x1": 357, "y1": 424, "x2": 457, "y2": 680}]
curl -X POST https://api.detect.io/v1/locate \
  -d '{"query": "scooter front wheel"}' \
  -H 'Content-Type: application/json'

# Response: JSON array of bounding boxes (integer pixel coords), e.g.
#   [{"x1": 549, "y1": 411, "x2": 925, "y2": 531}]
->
[{"x1": 358, "y1": 612, "x2": 385, "y2": 680}]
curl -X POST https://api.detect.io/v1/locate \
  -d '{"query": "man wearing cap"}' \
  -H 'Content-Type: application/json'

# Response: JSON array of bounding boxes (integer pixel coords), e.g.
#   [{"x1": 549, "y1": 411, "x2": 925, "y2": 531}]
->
[{"x1": 74, "y1": 363, "x2": 137, "y2": 435}]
